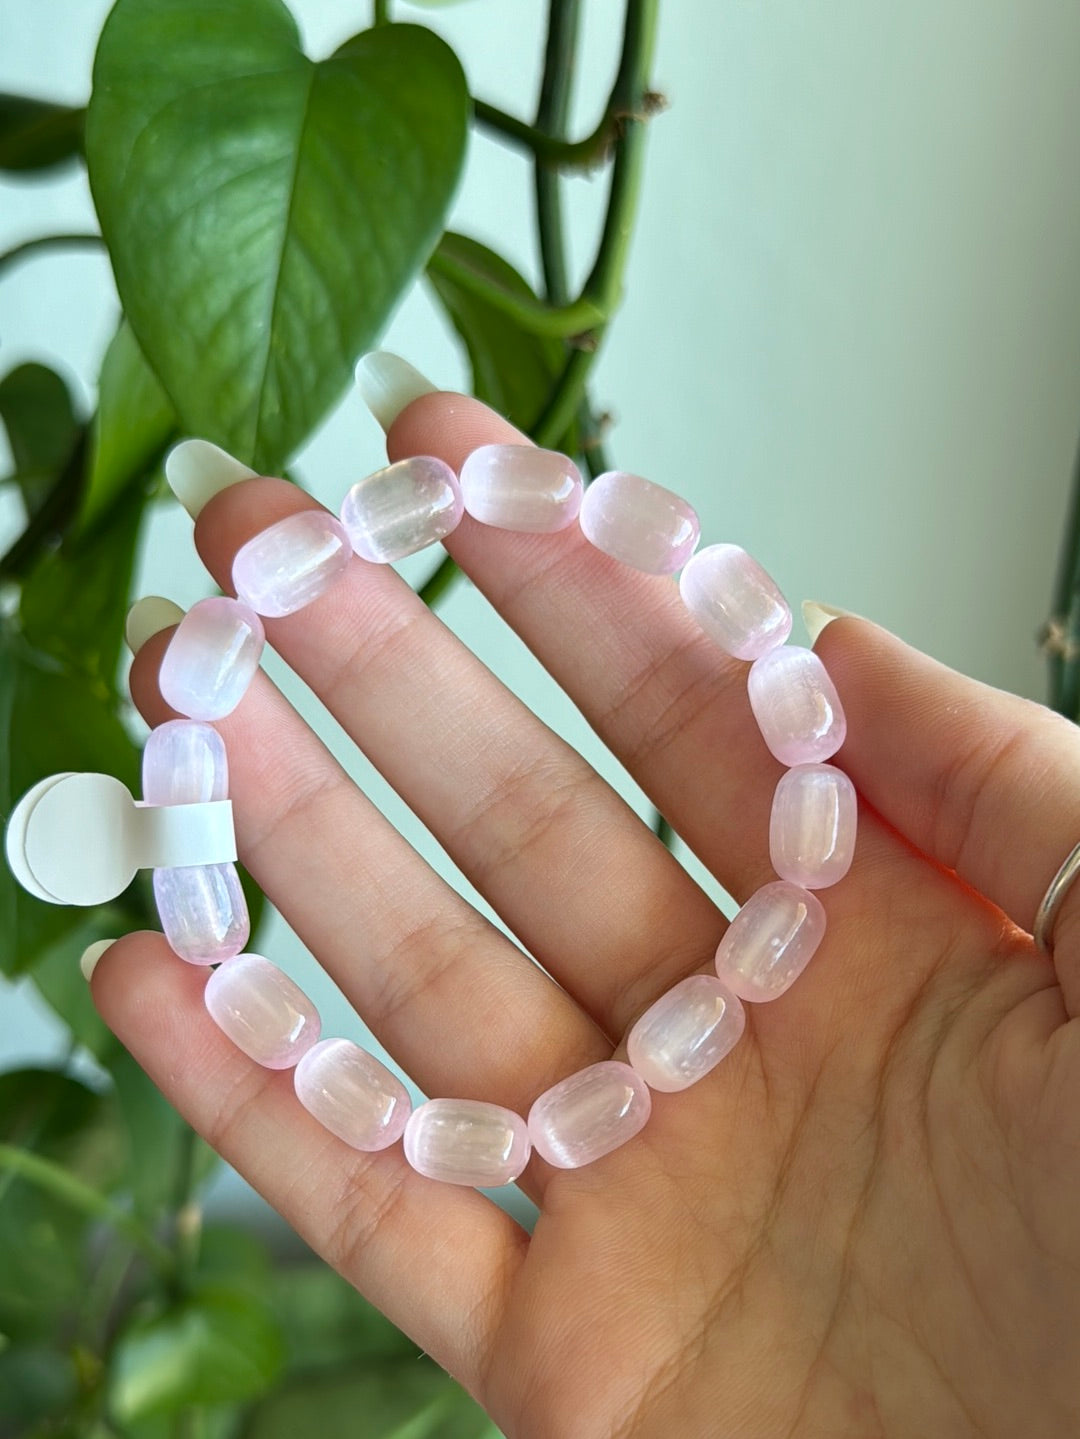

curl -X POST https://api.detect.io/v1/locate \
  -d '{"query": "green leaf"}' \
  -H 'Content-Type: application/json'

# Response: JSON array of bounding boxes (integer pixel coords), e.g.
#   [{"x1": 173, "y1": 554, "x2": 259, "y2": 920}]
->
[
  {"x1": 108, "y1": 1051, "x2": 219, "y2": 1221},
  {"x1": 0, "y1": 363, "x2": 79, "y2": 476},
  {"x1": 20, "y1": 475, "x2": 149, "y2": 688},
  {"x1": 86, "y1": 0, "x2": 468, "y2": 473},
  {"x1": 80, "y1": 319, "x2": 176, "y2": 534},
  {"x1": 0, "y1": 633, "x2": 142, "y2": 976},
  {"x1": 0, "y1": 362, "x2": 80, "y2": 519},
  {"x1": 244, "y1": 1366, "x2": 501, "y2": 1439},
  {"x1": 0, "y1": 95, "x2": 84, "y2": 173},
  {"x1": 110, "y1": 1284, "x2": 286, "y2": 1420},
  {"x1": 0, "y1": 1068, "x2": 126, "y2": 1342},
  {"x1": 269, "y1": 1264, "x2": 418, "y2": 1376},
  {"x1": 27, "y1": 911, "x2": 132, "y2": 1064},
  {"x1": 427, "y1": 233, "x2": 571, "y2": 441},
  {"x1": 0, "y1": 1345, "x2": 79, "y2": 1427}
]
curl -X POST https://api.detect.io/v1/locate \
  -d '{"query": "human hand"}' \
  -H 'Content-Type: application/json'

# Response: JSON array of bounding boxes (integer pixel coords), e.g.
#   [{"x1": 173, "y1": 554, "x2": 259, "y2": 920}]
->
[{"x1": 93, "y1": 383, "x2": 1080, "y2": 1438}]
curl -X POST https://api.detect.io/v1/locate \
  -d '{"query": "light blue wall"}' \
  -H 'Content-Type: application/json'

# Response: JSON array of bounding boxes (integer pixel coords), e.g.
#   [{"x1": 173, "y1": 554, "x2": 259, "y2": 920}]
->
[{"x1": 3, "y1": 0, "x2": 1079, "y2": 1223}]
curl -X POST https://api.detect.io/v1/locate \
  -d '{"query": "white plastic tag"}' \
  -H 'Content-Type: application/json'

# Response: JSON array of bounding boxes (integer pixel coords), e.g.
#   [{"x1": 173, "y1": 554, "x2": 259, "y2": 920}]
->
[{"x1": 5, "y1": 772, "x2": 237, "y2": 907}]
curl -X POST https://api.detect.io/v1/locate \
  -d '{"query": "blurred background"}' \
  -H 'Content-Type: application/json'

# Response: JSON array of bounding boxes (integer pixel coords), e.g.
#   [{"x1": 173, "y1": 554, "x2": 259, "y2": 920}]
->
[{"x1": 1, "y1": 0, "x2": 1079, "y2": 1425}]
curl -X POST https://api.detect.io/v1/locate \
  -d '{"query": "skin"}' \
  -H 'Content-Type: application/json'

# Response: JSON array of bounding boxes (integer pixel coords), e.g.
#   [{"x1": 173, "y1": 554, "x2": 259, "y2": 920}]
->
[{"x1": 97, "y1": 391, "x2": 1080, "y2": 1438}]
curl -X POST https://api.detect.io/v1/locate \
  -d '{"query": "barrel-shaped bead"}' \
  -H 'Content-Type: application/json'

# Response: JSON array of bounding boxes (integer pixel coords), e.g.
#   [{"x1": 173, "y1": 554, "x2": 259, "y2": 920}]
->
[
  {"x1": 294, "y1": 1039, "x2": 411, "y2": 1152},
  {"x1": 627, "y1": 975, "x2": 745, "y2": 1093},
  {"x1": 747, "y1": 646, "x2": 846, "y2": 766},
  {"x1": 159, "y1": 597, "x2": 264, "y2": 722},
  {"x1": 204, "y1": 954, "x2": 320, "y2": 1069},
  {"x1": 715, "y1": 880, "x2": 826, "y2": 1001},
  {"x1": 770, "y1": 764, "x2": 857, "y2": 889},
  {"x1": 153, "y1": 862, "x2": 249, "y2": 964},
  {"x1": 527, "y1": 1061, "x2": 651, "y2": 1169},
  {"x1": 340, "y1": 457, "x2": 463, "y2": 563},
  {"x1": 679, "y1": 544, "x2": 792, "y2": 660},
  {"x1": 579, "y1": 471, "x2": 700, "y2": 574},
  {"x1": 232, "y1": 510, "x2": 352, "y2": 618},
  {"x1": 403, "y1": 1098, "x2": 530, "y2": 1187},
  {"x1": 142, "y1": 720, "x2": 228, "y2": 806},
  {"x1": 459, "y1": 444, "x2": 583, "y2": 532}
]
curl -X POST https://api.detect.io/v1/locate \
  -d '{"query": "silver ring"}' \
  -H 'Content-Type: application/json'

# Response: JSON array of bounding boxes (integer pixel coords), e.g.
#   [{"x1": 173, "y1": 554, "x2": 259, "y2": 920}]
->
[{"x1": 1034, "y1": 841, "x2": 1080, "y2": 954}]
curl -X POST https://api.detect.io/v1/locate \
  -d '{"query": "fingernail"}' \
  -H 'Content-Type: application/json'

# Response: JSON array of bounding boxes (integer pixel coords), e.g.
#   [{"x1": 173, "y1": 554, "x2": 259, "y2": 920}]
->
[
  {"x1": 165, "y1": 438, "x2": 257, "y2": 521},
  {"x1": 80, "y1": 939, "x2": 114, "y2": 982},
  {"x1": 125, "y1": 596, "x2": 185, "y2": 655},
  {"x1": 355, "y1": 351, "x2": 438, "y2": 432},
  {"x1": 802, "y1": 600, "x2": 857, "y2": 646}
]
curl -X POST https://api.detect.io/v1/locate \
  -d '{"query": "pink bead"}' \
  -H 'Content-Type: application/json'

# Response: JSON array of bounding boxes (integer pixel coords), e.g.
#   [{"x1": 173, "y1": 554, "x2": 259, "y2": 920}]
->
[
  {"x1": 747, "y1": 646, "x2": 847, "y2": 765},
  {"x1": 527, "y1": 1061, "x2": 651, "y2": 1169},
  {"x1": 153, "y1": 862, "x2": 249, "y2": 964},
  {"x1": 459, "y1": 444, "x2": 583, "y2": 532},
  {"x1": 340, "y1": 456, "x2": 463, "y2": 562},
  {"x1": 159, "y1": 597, "x2": 264, "y2": 721},
  {"x1": 294, "y1": 1038, "x2": 411, "y2": 1152},
  {"x1": 403, "y1": 1098, "x2": 530, "y2": 1187},
  {"x1": 770, "y1": 763, "x2": 857, "y2": 889},
  {"x1": 204, "y1": 954, "x2": 320, "y2": 1069},
  {"x1": 715, "y1": 881, "x2": 826, "y2": 1001},
  {"x1": 232, "y1": 510, "x2": 351, "y2": 618},
  {"x1": 142, "y1": 720, "x2": 227, "y2": 806},
  {"x1": 578, "y1": 471, "x2": 700, "y2": 574},
  {"x1": 679, "y1": 544, "x2": 792, "y2": 660},
  {"x1": 627, "y1": 975, "x2": 745, "y2": 1093}
]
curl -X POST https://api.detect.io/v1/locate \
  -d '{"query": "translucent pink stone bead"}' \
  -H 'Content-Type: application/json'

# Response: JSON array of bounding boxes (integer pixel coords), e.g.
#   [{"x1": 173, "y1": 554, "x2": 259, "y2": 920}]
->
[
  {"x1": 770, "y1": 763, "x2": 857, "y2": 889},
  {"x1": 458, "y1": 444, "x2": 583, "y2": 532},
  {"x1": 527, "y1": 1061, "x2": 651, "y2": 1169},
  {"x1": 232, "y1": 510, "x2": 351, "y2": 618},
  {"x1": 403, "y1": 1098, "x2": 530, "y2": 1187},
  {"x1": 627, "y1": 975, "x2": 745, "y2": 1093},
  {"x1": 747, "y1": 645, "x2": 847, "y2": 765},
  {"x1": 715, "y1": 881, "x2": 827, "y2": 1001},
  {"x1": 578, "y1": 470, "x2": 700, "y2": 574},
  {"x1": 339, "y1": 456, "x2": 462, "y2": 562},
  {"x1": 294, "y1": 1038, "x2": 411, "y2": 1152},
  {"x1": 204, "y1": 954, "x2": 320, "y2": 1069},
  {"x1": 153, "y1": 861, "x2": 249, "y2": 964},
  {"x1": 159, "y1": 597, "x2": 264, "y2": 722},
  {"x1": 142, "y1": 720, "x2": 227, "y2": 806},
  {"x1": 679, "y1": 544, "x2": 792, "y2": 660}
]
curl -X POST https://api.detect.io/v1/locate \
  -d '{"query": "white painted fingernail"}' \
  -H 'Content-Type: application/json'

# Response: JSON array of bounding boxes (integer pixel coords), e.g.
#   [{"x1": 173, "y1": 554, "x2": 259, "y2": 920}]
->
[
  {"x1": 125, "y1": 596, "x2": 185, "y2": 655},
  {"x1": 802, "y1": 600, "x2": 858, "y2": 645},
  {"x1": 355, "y1": 351, "x2": 438, "y2": 432},
  {"x1": 80, "y1": 939, "x2": 115, "y2": 982},
  {"x1": 165, "y1": 438, "x2": 257, "y2": 520}
]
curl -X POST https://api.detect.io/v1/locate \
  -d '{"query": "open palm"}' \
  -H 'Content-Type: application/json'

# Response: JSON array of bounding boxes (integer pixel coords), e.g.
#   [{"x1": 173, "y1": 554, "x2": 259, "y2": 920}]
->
[{"x1": 96, "y1": 392, "x2": 1080, "y2": 1438}]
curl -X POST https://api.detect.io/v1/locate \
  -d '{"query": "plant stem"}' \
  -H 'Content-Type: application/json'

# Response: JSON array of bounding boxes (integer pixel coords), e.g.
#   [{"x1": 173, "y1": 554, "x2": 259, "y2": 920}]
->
[
  {"x1": 169, "y1": 1124, "x2": 203, "y2": 1298},
  {"x1": 373, "y1": 0, "x2": 390, "y2": 25},
  {"x1": 534, "y1": 0, "x2": 581, "y2": 307},
  {"x1": 426, "y1": 248, "x2": 605, "y2": 337},
  {"x1": 0, "y1": 231, "x2": 103, "y2": 282},
  {"x1": 1045, "y1": 425, "x2": 1080, "y2": 719},
  {"x1": 0, "y1": 427, "x2": 87, "y2": 579},
  {"x1": 474, "y1": 100, "x2": 615, "y2": 170},
  {"x1": 653, "y1": 810, "x2": 675, "y2": 850},
  {"x1": 0, "y1": 1143, "x2": 175, "y2": 1278}
]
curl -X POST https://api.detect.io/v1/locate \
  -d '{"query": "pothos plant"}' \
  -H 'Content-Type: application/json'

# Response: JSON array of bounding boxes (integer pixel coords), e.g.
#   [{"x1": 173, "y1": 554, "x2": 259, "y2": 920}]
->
[{"x1": 0, "y1": 0, "x2": 660, "y2": 1432}]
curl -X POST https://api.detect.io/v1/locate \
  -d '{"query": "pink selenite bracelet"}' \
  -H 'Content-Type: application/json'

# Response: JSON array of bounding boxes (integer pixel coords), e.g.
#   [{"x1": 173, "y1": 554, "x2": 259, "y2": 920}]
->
[{"x1": 145, "y1": 439, "x2": 855, "y2": 1187}]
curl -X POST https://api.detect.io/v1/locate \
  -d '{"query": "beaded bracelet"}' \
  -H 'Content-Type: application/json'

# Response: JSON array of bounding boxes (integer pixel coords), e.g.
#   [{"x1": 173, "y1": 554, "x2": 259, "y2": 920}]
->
[{"x1": 143, "y1": 437, "x2": 854, "y2": 1187}]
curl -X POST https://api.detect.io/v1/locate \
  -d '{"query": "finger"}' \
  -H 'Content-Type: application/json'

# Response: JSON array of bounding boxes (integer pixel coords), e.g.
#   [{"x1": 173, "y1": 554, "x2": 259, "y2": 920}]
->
[
  {"x1": 814, "y1": 614, "x2": 1080, "y2": 1005},
  {"x1": 186, "y1": 473, "x2": 725, "y2": 1039},
  {"x1": 387, "y1": 392, "x2": 784, "y2": 924},
  {"x1": 89, "y1": 934, "x2": 525, "y2": 1401},
  {"x1": 129, "y1": 627, "x2": 610, "y2": 1165}
]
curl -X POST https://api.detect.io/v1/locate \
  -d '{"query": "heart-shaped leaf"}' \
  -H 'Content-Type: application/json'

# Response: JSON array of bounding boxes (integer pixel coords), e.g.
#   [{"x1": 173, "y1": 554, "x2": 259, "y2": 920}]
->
[{"x1": 86, "y1": 0, "x2": 468, "y2": 473}]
